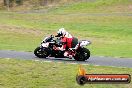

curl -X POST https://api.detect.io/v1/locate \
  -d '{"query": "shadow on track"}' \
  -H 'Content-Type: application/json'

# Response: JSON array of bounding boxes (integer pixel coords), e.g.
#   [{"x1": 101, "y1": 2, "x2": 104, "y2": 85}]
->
[{"x1": 34, "y1": 56, "x2": 90, "y2": 64}]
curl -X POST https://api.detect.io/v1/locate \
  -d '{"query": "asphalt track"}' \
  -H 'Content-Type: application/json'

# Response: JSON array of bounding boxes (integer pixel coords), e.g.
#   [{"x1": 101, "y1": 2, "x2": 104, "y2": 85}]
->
[{"x1": 0, "y1": 50, "x2": 132, "y2": 68}]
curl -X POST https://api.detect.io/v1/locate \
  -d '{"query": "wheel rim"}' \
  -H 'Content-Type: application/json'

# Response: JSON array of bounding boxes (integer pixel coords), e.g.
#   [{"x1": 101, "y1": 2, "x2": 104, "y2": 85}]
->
[
  {"x1": 36, "y1": 48, "x2": 48, "y2": 57},
  {"x1": 83, "y1": 52, "x2": 89, "y2": 58},
  {"x1": 78, "y1": 52, "x2": 88, "y2": 61},
  {"x1": 77, "y1": 53, "x2": 84, "y2": 61}
]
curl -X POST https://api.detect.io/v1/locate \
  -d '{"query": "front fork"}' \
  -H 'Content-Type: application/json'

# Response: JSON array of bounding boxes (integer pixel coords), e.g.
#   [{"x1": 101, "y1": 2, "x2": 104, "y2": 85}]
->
[{"x1": 40, "y1": 45, "x2": 44, "y2": 51}]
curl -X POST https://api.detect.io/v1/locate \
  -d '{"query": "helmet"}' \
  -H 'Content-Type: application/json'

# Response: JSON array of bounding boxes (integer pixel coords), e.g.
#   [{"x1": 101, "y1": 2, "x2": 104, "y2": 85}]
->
[{"x1": 56, "y1": 28, "x2": 66, "y2": 37}]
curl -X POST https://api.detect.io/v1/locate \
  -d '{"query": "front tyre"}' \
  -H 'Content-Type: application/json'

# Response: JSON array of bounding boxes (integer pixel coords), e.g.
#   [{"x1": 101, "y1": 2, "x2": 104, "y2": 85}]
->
[
  {"x1": 34, "y1": 47, "x2": 49, "y2": 58},
  {"x1": 74, "y1": 48, "x2": 90, "y2": 61}
]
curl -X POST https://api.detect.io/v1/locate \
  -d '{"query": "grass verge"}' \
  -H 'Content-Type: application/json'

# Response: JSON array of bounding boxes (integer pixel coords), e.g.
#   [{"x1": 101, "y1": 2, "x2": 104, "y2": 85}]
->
[{"x1": 0, "y1": 58, "x2": 132, "y2": 88}]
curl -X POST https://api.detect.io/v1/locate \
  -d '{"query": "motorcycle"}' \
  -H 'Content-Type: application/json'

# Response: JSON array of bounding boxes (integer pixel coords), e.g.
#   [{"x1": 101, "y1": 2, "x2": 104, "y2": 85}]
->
[{"x1": 34, "y1": 35, "x2": 91, "y2": 61}]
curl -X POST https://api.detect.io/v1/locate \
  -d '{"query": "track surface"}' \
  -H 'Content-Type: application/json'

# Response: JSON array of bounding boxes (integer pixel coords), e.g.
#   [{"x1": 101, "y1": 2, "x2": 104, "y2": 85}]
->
[{"x1": 0, "y1": 50, "x2": 132, "y2": 68}]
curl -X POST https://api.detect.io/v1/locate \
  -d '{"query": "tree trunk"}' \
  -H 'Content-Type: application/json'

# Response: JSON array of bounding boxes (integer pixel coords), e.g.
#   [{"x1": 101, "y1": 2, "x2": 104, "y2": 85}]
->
[
  {"x1": 40, "y1": 0, "x2": 48, "y2": 6},
  {"x1": 4, "y1": 0, "x2": 7, "y2": 5},
  {"x1": 16, "y1": 0, "x2": 23, "y2": 5},
  {"x1": 4, "y1": 0, "x2": 14, "y2": 7}
]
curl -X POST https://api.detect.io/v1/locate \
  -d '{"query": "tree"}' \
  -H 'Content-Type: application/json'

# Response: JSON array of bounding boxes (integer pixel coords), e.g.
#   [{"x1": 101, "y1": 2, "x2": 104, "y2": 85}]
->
[
  {"x1": 16, "y1": 0, "x2": 23, "y2": 5},
  {"x1": 3, "y1": 0, "x2": 23, "y2": 11},
  {"x1": 3, "y1": 0, "x2": 14, "y2": 7},
  {"x1": 39, "y1": 0, "x2": 48, "y2": 6},
  {"x1": 4, "y1": 0, "x2": 10, "y2": 11},
  {"x1": 4, "y1": 0, "x2": 7, "y2": 5}
]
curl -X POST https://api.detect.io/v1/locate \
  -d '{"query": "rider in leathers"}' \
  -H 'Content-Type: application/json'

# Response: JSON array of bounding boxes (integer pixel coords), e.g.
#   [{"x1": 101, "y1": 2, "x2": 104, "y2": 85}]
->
[{"x1": 55, "y1": 28, "x2": 73, "y2": 51}]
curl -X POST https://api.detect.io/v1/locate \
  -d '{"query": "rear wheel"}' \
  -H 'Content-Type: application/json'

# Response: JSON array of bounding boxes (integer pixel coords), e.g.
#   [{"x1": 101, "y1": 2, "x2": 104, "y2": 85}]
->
[
  {"x1": 34, "y1": 47, "x2": 49, "y2": 58},
  {"x1": 74, "y1": 48, "x2": 90, "y2": 61}
]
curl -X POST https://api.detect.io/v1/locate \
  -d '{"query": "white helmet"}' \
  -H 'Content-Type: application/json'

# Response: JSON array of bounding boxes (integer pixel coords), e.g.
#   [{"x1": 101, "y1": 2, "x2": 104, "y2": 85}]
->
[{"x1": 57, "y1": 28, "x2": 66, "y2": 36}]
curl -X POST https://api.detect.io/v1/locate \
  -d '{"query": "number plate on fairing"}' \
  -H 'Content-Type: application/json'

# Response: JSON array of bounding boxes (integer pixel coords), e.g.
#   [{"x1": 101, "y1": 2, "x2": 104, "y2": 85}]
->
[
  {"x1": 80, "y1": 41, "x2": 91, "y2": 46},
  {"x1": 41, "y1": 43, "x2": 49, "y2": 47}
]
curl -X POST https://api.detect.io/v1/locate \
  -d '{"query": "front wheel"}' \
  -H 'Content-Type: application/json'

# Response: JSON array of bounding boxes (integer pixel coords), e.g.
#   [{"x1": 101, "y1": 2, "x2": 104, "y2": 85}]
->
[
  {"x1": 74, "y1": 48, "x2": 90, "y2": 61},
  {"x1": 34, "y1": 47, "x2": 49, "y2": 58}
]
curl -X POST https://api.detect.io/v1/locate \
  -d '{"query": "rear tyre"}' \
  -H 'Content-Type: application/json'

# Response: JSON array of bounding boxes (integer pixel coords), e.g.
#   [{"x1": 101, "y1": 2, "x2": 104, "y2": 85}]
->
[
  {"x1": 74, "y1": 48, "x2": 90, "y2": 61},
  {"x1": 34, "y1": 47, "x2": 49, "y2": 58}
]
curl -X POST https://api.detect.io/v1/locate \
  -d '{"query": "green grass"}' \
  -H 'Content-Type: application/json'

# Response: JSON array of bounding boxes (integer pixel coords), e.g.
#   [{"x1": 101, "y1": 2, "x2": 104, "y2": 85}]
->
[
  {"x1": 0, "y1": 0, "x2": 132, "y2": 58},
  {"x1": 0, "y1": 58, "x2": 132, "y2": 88},
  {"x1": 49, "y1": 0, "x2": 132, "y2": 14}
]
